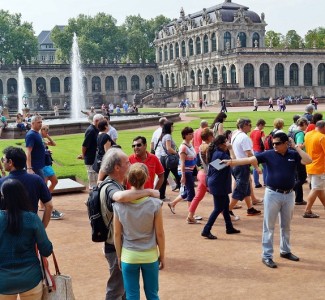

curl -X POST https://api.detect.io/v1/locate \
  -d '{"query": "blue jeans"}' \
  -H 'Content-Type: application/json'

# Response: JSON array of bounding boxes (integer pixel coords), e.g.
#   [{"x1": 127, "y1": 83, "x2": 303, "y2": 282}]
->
[
  {"x1": 202, "y1": 194, "x2": 233, "y2": 234},
  {"x1": 262, "y1": 188, "x2": 295, "y2": 259},
  {"x1": 232, "y1": 165, "x2": 251, "y2": 201},
  {"x1": 121, "y1": 261, "x2": 159, "y2": 300},
  {"x1": 180, "y1": 172, "x2": 195, "y2": 202},
  {"x1": 253, "y1": 151, "x2": 267, "y2": 186}
]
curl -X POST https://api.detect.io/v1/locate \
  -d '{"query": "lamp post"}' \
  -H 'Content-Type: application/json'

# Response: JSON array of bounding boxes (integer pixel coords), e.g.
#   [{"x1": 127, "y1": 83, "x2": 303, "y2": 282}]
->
[{"x1": 22, "y1": 92, "x2": 30, "y2": 118}]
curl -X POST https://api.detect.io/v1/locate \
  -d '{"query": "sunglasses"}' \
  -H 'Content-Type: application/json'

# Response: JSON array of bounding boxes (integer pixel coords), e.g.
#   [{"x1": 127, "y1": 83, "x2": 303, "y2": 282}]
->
[
  {"x1": 132, "y1": 143, "x2": 143, "y2": 148},
  {"x1": 272, "y1": 142, "x2": 284, "y2": 146}
]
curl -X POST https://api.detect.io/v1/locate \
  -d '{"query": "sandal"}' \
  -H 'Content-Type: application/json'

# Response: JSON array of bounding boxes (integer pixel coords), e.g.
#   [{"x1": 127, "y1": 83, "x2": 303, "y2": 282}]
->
[
  {"x1": 168, "y1": 203, "x2": 176, "y2": 214},
  {"x1": 187, "y1": 217, "x2": 201, "y2": 224},
  {"x1": 233, "y1": 204, "x2": 242, "y2": 209}
]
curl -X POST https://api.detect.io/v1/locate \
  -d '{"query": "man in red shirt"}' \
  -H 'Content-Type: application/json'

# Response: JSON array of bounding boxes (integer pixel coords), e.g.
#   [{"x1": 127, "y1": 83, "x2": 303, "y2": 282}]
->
[{"x1": 128, "y1": 136, "x2": 165, "y2": 189}]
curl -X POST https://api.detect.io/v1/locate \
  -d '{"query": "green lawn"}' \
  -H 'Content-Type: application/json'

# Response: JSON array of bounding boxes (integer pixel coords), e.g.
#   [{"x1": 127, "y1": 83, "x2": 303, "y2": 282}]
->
[{"x1": 0, "y1": 109, "x2": 311, "y2": 183}]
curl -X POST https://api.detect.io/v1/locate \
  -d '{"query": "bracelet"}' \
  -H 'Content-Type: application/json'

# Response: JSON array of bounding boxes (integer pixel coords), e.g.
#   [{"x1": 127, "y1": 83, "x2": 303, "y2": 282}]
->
[{"x1": 27, "y1": 167, "x2": 32, "y2": 170}]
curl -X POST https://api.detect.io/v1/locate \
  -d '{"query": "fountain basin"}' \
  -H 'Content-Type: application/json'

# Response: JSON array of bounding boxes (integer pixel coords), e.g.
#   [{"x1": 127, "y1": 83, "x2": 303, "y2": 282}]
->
[{"x1": 2, "y1": 113, "x2": 181, "y2": 139}]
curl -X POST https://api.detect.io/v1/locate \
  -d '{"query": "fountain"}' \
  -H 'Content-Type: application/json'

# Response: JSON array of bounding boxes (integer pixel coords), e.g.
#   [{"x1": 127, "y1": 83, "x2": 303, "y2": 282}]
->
[
  {"x1": 18, "y1": 67, "x2": 26, "y2": 114},
  {"x1": 71, "y1": 33, "x2": 86, "y2": 119}
]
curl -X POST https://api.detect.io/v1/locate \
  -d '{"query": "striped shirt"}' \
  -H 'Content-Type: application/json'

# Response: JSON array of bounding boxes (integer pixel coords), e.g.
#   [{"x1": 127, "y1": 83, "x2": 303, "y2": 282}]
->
[{"x1": 178, "y1": 143, "x2": 197, "y2": 174}]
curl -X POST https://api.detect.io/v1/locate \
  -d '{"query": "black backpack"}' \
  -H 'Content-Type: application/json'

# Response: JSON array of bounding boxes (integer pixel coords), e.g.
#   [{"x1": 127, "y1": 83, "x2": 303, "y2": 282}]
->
[{"x1": 86, "y1": 179, "x2": 114, "y2": 243}]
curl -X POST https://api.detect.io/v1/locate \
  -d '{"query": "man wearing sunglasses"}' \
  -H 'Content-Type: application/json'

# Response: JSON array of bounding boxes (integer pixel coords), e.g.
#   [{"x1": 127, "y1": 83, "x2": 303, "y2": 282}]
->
[
  {"x1": 223, "y1": 132, "x2": 312, "y2": 269},
  {"x1": 128, "y1": 136, "x2": 164, "y2": 190}
]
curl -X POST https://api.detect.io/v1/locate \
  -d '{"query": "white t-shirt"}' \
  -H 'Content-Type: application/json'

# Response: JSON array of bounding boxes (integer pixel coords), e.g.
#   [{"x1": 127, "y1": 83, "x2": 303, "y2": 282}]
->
[
  {"x1": 151, "y1": 127, "x2": 164, "y2": 158},
  {"x1": 231, "y1": 131, "x2": 253, "y2": 158},
  {"x1": 107, "y1": 125, "x2": 118, "y2": 142}
]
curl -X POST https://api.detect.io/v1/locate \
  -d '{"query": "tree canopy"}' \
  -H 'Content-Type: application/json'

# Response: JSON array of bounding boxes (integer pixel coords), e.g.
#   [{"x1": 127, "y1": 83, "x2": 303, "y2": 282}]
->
[{"x1": 0, "y1": 10, "x2": 38, "y2": 64}]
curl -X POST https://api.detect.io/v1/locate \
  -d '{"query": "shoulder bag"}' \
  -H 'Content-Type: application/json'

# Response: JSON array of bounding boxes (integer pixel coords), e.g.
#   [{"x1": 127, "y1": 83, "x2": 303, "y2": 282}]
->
[{"x1": 161, "y1": 140, "x2": 179, "y2": 170}]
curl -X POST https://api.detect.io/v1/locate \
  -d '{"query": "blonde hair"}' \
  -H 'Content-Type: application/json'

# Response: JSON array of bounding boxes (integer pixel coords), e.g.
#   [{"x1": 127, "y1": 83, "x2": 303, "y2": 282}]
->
[
  {"x1": 273, "y1": 118, "x2": 284, "y2": 130},
  {"x1": 127, "y1": 163, "x2": 149, "y2": 189}
]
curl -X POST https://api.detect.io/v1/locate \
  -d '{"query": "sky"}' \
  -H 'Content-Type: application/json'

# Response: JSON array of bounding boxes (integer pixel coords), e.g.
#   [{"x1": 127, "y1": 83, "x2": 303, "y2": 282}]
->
[{"x1": 1, "y1": 0, "x2": 324, "y2": 37}]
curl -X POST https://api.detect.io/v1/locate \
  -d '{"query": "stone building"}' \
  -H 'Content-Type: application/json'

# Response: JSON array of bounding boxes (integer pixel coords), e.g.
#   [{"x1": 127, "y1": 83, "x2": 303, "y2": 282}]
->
[
  {"x1": 154, "y1": 0, "x2": 325, "y2": 103},
  {"x1": 0, "y1": 63, "x2": 158, "y2": 110}
]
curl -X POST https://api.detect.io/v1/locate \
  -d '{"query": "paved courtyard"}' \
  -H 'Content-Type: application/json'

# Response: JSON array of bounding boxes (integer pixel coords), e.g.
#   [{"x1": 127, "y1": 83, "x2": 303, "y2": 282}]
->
[{"x1": 45, "y1": 103, "x2": 325, "y2": 299}]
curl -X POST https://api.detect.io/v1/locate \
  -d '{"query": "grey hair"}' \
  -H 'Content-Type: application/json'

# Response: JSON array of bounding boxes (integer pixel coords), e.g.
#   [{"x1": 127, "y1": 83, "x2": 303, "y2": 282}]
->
[
  {"x1": 100, "y1": 148, "x2": 126, "y2": 175},
  {"x1": 305, "y1": 104, "x2": 314, "y2": 113},
  {"x1": 31, "y1": 115, "x2": 42, "y2": 123},
  {"x1": 316, "y1": 120, "x2": 325, "y2": 129},
  {"x1": 93, "y1": 114, "x2": 104, "y2": 123},
  {"x1": 237, "y1": 118, "x2": 251, "y2": 129}
]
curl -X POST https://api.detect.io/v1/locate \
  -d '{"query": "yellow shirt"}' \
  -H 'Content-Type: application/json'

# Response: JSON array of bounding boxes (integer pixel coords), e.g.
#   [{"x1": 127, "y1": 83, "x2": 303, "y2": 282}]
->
[{"x1": 305, "y1": 130, "x2": 325, "y2": 175}]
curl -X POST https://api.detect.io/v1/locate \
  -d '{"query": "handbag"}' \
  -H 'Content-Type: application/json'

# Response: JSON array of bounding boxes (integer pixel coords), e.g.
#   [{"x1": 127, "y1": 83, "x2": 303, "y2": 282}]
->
[
  {"x1": 161, "y1": 142, "x2": 179, "y2": 170},
  {"x1": 42, "y1": 252, "x2": 76, "y2": 300}
]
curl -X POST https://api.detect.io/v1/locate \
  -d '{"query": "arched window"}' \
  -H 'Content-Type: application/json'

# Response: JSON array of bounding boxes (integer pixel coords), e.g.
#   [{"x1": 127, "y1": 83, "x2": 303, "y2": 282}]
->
[
  {"x1": 290, "y1": 63, "x2": 299, "y2": 86},
  {"x1": 222, "y1": 66, "x2": 227, "y2": 84},
  {"x1": 252, "y1": 32, "x2": 260, "y2": 47},
  {"x1": 171, "y1": 73, "x2": 175, "y2": 87},
  {"x1": 212, "y1": 67, "x2": 218, "y2": 84},
  {"x1": 159, "y1": 47, "x2": 162, "y2": 62},
  {"x1": 275, "y1": 63, "x2": 284, "y2": 86},
  {"x1": 203, "y1": 35, "x2": 209, "y2": 53},
  {"x1": 0, "y1": 80, "x2": 3, "y2": 95},
  {"x1": 7, "y1": 78, "x2": 18, "y2": 94},
  {"x1": 175, "y1": 43, "x2": 179, "y2": 58},
  {"x1": 196, "y1": 37, "x2": 201, "y2": 55},
  {"x1": 131, "y1": 75, "x2": 140, "y2": 91},
  {"x1": 211, "y1": 33, "x2": 217, "y2": 52},
  {"x1": 304, "y1": 63, "x2": 312, "y2": 86},
  {"x1": 36, "y1": 77, "x2": 46, "y2": 92},
  {"x1": 64, "y1": 77, "x2": 71, "y2": 92},
  {"x1": 224, "y1": 32, "x2": 231, "y2": 50},
  {"x1": 25, "y1": 78, "x2": 32, "y2": 94},
  {"x1": 181, "y1": 41, "x2": 186, "y2": 57},
  {"x1": 165, "y1": 74, "x2": 169, "y2": 88},
  {"x1": 92, "y1": 76, "x2": 101, "y2": 92},
  {"x1": 230, "y1": 65, "x2": 236, "y2": 84},
  {"x1": 50, "y1": 77, "x2": 60, "y2": 93},
  {"x1": 164, "y1": 45, "x2": 168, "y2": 61},
  {"x1": 118, "y1": 76, "x2": 127, "y2": 91},
  {"x1": 145, "y1": 75, "x2": 154, "y2": 89},
  {"x1": 204, "y1": 69, "x2": 210, "y2": 84},
  {"x1": 190, "y1": 70, "x2": 195, "y2": 84},
  {"x1": 260, "y1": 64, "x2": 270, "y2": 87},
  {"x1": 160, "y1": 75, "x2": 164, "y2": 88},
  {"x1": 169, "y1": 44, "x2": 174, "y2": 60},
  {"x1": 244, "y1": 64, "x2": 254, "y2": 87},
  {"x1": 237, "y1": 32, "x2": 247, "y2": 47},
  {"x1": 318, "y1": 63, "x2": 325, "y2": 86},
  {"x1": 189, "y1": 39, "x2": 194, "y2": 56},
  {"x1": 105, "y1": 76, "x2": 114, "y2": 91},
  {"x1": 197, "y1": 69, "x2": 202, "y2": 85}
]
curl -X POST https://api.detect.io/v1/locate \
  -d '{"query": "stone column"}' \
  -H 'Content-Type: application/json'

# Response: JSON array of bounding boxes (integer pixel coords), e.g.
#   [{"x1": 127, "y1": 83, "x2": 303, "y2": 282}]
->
[
  {"x1": 284, "y1": 63, "x2": 290, "y2": 86},
  {"x1": 299, "y1": 64, "x2": 304, "y2": 86},
  {"x1": 238, "y1": 65, "x2": 245, "y2": 88},
  {"x1": 312, "y1": 62, "x2": 318, "y2": 86},
  {"x1": 200, "y1": 36, "x2": 204, "y2": 54},
  {"x1": 255, "y1": 64, "x2": 260, "y2": 87},
  {"x1": 269, "y1": 65, "x2": 275, "y2": 87}
]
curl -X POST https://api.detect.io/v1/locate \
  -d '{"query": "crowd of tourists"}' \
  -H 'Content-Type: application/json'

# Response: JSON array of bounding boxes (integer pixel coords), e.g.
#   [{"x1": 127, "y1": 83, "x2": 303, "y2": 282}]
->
[{"x1": 1, "y1": 102, "x2": 325, "y2": 298}]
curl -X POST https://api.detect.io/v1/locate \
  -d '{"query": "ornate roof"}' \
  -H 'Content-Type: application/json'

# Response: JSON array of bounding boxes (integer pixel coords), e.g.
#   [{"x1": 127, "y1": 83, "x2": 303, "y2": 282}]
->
[{"x1": 156, "y1": 0, "x2": 265, "y2": 39}]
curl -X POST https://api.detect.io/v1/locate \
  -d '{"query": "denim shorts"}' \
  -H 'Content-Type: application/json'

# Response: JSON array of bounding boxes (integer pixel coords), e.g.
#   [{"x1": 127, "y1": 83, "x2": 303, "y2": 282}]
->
[{"x1": 232, "y1": 165, "x2": 251, "y2": 201}]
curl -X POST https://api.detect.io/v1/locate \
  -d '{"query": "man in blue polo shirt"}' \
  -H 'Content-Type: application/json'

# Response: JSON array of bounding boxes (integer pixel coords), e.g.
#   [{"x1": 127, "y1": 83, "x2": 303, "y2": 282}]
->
[
  {"x1": 0, "y1": 146, "x2": 52, "y2": 227},
  {"x1": 223, "y1": 132, "x2": 312, "y2": 268}
]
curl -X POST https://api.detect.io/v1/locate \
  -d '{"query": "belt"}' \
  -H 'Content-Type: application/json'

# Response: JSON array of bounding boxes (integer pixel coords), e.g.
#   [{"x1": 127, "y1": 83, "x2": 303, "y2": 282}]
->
[{"x1": 266, "y1": 186, "x2": 293, "y2": 194}]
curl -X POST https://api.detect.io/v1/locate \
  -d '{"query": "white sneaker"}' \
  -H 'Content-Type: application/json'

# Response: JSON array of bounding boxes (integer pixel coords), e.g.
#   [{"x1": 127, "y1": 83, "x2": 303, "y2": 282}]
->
[
  {"x1": 194, "y1": 215, "x2": 203, "y2": 220},
  {"x1": 229, "y1": 211, "x2": 240, "y2": 221}
]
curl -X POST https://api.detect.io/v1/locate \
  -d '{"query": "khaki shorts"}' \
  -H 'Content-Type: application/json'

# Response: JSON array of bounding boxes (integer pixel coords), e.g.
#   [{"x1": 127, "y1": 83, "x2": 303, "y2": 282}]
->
[{"x1": 310, "y1": 174, "x2": 325, "y2": 190}]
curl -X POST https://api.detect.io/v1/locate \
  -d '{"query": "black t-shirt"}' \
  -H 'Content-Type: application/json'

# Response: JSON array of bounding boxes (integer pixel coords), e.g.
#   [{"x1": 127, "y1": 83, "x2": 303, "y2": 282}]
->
[{"x1": 82, "y1": 124, "x2": 99, "y2": 165}]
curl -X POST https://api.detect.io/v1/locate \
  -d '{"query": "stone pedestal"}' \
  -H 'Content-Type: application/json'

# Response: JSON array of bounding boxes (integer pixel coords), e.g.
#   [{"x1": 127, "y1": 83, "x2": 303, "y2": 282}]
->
[
  {"x1": 22, "y1": 108, "x2": 30, "y2": 118},
  {"x1": 2, "y1": 107, "x2": 9, "y2": 119}
]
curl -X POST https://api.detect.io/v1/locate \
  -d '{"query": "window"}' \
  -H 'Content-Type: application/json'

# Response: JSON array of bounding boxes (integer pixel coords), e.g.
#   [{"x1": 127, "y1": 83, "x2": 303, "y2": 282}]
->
[
  {"x1": 92, "y1": 76, "x2": 101, "y2": 92},
  {"x1": 36, "y1": 77, "x2": 46, "y2": 92},
  {"x1": 260, "y1": 64, "x2": 269, "y2": 87},
  {"x1": 175, "y1": 43, "x2": 179, "y2": 58},
  {"x1": 169, "y1": 44, "x2": 174, "y2": 60},
  {"x1": 211, "y1": 33, "x2": 217, "y2": 52},
  {"x1": 164, "y1": 45, "x2": 168, "y2": 61},
  {"x1": 230, "y1": 65, "x2": 236, "y2": 84},
  {"x1": 224, "y1": 32, "x2": 231, "y2": 50},
  {"x1": 252, "y1": 33, "x2": 260, "y2": 47},
  {"x1": 197, "y1": 69, "x2": 202, "y2": 85},
  {"x1": 290, "y1": 63, "x2": 299, "y2": 86},
  {"x1": 145, "y1": 75, "x2": 154, "y2": 89},
  {"x1": 189, "y1": 39, "x2": 194, "y2": 56},
  {"x1": 318, "y1": 63, "x2": 325, "y2": 86},
  {"x1": 222, "y1": 66, "x2": 227, "y2": 84},
  {"x1": 304, "y1": 63, "x2": 312, "y2": 86},
  {"x1": 105, "y1": 76, "x2": 114, "y2": 91},
  {"x1": 203, "y1": 35, "x2": 209, "y2": 53},
  {"x1": 64, "y1": 77, "x2": 71, "y2": 92},
  {"x1": 171, "y1": 73, "x2": 175, "y2": 87},
  {"x1": 25, "y1": 78, "x2": 32, "y2": 94},
  {"x1": 212, "y1": 67, "x2": 218, "y2": 84},
  {"x1": 160, "y1": 75, "x2": 164, "y2": 88},
  {"x1": 204, "y1": 69, "x2": 210, "y2": 84},
  {"x1": 238, "y1": 32, "x2": 247, "y2": 47},
  {"x1": 131, "y1": 75, "x2": 140, "y2": 90},
  {"x1": 0, "y1": 80, "x2": 3, "y2": 95},
  {"x1": 196, "y1": 37, "x2": 201, "y2": 55},
  {"x1": 275, "y1": 63, "x2": 284, "y2": 86},
  {"x1": 181, "y1": 41, "x2": 186, "y2": 57},
  {"x1": 118, "y1": 76, "x2": 127, "y2": 91},
  {"x1": 50, "y1": 77, "x2": 60, "y2": 93},
  {"x1": 244, "y1": 64, "x2": 254, "y2": 87},
  {"x1": 165, "y1": 74, "x2": 169, "y2": 88},
  {"x1": 190, "y1": 70, "x2": 195, "y2": 84},
  {"x1": 159, "y1": 47, "x2": 162, "y2": 62}
]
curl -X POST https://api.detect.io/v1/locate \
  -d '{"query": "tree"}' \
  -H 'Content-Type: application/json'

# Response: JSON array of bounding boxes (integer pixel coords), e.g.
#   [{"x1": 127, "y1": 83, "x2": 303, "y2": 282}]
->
[
  {"x1": 305, "y1": 27, "x2": 325, "y2": 48},
  {"x1": 0, "y1": 10, "x2": 38, "y2": 64},
  {"x1": 51, "y1": 13, "x2": 126, "y2": 63},
  {"x1": 265, "y1": 30, "x2": 283, "y2": 48},
  {"x1": 283, "y1": 30, "x2": 302, "y2": 49}
]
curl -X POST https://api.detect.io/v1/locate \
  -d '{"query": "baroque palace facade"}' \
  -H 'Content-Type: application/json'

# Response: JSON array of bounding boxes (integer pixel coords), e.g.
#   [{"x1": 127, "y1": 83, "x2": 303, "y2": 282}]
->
[{"x1": 154, "y1": 0, "x2": 325, "y2": 103}]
